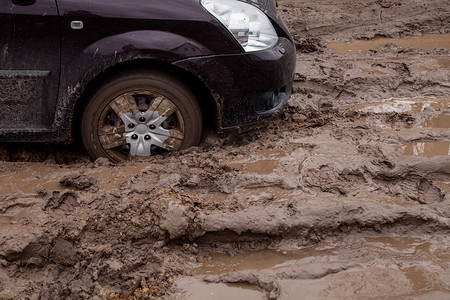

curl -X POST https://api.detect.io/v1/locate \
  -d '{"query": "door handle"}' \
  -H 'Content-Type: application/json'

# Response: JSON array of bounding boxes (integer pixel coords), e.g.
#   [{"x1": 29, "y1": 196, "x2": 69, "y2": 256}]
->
[{"x1": 10, "y1": 0, "x2": 36, "y2": 6}]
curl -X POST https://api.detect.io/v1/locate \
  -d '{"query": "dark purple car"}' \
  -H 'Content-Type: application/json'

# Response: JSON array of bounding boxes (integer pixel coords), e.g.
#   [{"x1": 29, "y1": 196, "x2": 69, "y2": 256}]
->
[{"x1": 0, "y1": 0, "x2": 295, "y2": 161}]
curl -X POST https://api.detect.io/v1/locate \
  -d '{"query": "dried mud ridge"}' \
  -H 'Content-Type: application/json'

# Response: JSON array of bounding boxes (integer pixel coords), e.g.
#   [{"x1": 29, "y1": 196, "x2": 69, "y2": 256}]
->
[{"x1": 1, "y1": 0, "x2": 450, "y2": 299}]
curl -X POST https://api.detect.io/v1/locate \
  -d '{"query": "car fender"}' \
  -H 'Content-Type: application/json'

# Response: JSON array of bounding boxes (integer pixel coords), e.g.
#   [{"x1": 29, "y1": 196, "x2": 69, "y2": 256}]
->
[{"x1": 54, "y1": 30, "x2": 214, "y2": 135}]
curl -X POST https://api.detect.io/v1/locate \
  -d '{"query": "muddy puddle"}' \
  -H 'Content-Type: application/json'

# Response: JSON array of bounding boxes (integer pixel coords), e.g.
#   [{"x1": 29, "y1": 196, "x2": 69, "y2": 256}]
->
[
  {"x1": 226, "y1": 150, "x2": 287, "y2": 174},
  {"x1": 229, "y1": 160, "x2": 279, "y2": 175},
  {"x1": 175, "y1": 278, "x2": 266, "y2": 300},
  {"x1": 345, "y1": 97, "x2": 449, "y2": 158},
  {"x1": 345, "y1": 96, "x2": 450, "y2": 114},
  {"x1": 0, "y1": 162, "x2": 150, "y2": 194},
  {"x1": 402, "y1": 142, "x2": 450, "y2": 157},
  {"x1": 195, "y1": 248, "x2": 333, "y2": 276},
  {"x1": 0, "y1": 162, "x2": 68, "y2": 194},
  {"x1": 175, "y1": 236, "x2": 450, "y2": 299},
  {"x1": 193, "y1": 237, "x2": 448, "y2": 275},
  {"x1": 422, "y1": 114, "x2": 450, "y2": 129},
  {"x1": 328, "y1": 33, "x2": 450, "y2": 54}
]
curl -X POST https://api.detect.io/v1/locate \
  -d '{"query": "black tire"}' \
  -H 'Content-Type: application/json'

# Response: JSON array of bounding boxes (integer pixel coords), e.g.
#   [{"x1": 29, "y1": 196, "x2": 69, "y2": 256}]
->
[{"x1": 81, "y1": 70, "x2": 202, "y2": 162}]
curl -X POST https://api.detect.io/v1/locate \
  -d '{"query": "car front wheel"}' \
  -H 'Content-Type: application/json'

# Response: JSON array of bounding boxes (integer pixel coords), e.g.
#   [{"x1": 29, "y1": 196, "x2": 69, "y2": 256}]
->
[{"x1": 81, "y1": 70, "x2": 203, "y2": 162}]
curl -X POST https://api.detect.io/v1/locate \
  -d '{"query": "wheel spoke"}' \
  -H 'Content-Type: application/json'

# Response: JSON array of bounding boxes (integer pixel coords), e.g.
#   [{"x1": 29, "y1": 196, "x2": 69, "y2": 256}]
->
[
  {"x1": 98, "y1": 125, "x2": 127, "y2": 150},
  {"x1": 163, "y1": 134, "x2": 183, "y2": 150},
  {"x1": 110, "y1": 93, "x2": 140, "y2": 117},
  {"x1": 127, "y1": 135, "x2": 152, "y2": 156},
  {"x1": 148, "y1": 96, "x2": 177, "y2": 119},
  {"x1": 149, "y1": 138, "x2": 165, "y2": 150},
  {"x1": 151, "y1": 128, "x2": 183, "y2": 151},
  {"x1": 169, "y1": 129, "x2": 184, "y2": 140},
  {"x1": 159, "y1": 98, "x2": 177, "y2": 118},
  {"x1": 147, "y1": 96, "x2": 164, "y2": 118}
]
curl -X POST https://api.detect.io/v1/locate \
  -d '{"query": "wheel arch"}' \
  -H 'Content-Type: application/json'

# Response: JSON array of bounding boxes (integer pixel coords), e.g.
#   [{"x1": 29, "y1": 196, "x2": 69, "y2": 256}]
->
[{"x1": 71, "y1": 59, "x2": 220, "y2": 144}]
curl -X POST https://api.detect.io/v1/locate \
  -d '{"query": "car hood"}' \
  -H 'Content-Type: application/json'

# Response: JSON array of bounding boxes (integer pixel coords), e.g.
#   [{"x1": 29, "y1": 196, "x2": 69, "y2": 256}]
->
[
  {"x1": 239, "y1": 0, "x2": 279, "y2": 19},
  {"x1": 239, "y1": 0, "x2": 269, "y2": 11}
]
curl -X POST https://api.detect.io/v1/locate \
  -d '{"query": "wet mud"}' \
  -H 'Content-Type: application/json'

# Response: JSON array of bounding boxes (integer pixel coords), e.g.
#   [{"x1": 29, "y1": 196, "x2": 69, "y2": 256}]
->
[
  {"x1": 177, "y1": 236, "x2": 450, "y2": 299},
  {"x1": 328, "y1": 33, "x2": 450, "y2": 54},
  {"x1": 1, "y1": 0, "x2": 450, "y2": 299}
]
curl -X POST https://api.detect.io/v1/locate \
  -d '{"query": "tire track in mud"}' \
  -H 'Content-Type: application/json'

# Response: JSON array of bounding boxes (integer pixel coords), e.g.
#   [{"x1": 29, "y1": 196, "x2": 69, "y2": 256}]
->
[
  {"x1": 280, "y1": 0, "x2": 450, "y2": 43},
  {"x1": 1, "y1": 94, "x2": 449, "y2": 298},
  {"x1": 293, "y1": 50, "x2": 450, "y2": 106},
  {"x1": 1, "y1": 115, "x2": 449, "y2": 298}
]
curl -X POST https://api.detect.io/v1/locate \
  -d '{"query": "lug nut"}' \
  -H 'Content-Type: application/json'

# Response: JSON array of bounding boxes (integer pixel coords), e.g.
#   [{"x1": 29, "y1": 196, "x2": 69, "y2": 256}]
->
[
  {"x1": 139, "y1": 117, "x2": 146, "y2": 122},
  {"x1": 131, "y1": 134, "x2": 138, "y2": 140},
  {"x1": 149, "y1": 124, "x2": 156, "y2": 130},
  {"x1": 128, "y1": 123, "x2": 135, "y2": 129},
  {"x1": 144, "y1": 135, "x2": 151, "y2": 140}
]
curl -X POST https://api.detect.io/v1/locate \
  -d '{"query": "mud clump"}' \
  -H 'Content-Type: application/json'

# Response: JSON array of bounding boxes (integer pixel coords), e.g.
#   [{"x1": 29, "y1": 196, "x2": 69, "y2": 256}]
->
[
  {"x1": 43, "y1": 191, "x2": 78, "y2": 211},
  {"x1": 52, "y1": 239, "x2": 78, "y2": 266},
  {"x1": 107, "y1": 270, "x2": 182, "y2": 300},
  {"x1": 59, "y1": 172, "x2": 97, "y2": 190},
  {"x1": 293, "y1": 36, "x2": 325, "y2": 53}
]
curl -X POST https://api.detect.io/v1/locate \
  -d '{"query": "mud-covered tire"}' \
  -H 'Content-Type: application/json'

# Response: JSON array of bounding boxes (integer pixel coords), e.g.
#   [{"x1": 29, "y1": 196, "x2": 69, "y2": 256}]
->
[{"x1": 81, "y1": 70, "x2": 203, "y2": 162}]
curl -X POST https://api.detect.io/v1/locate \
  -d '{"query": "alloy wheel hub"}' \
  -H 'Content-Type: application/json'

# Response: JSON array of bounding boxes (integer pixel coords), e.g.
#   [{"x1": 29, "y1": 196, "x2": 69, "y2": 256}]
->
[{"x1": 122, "y1": 111, "x2": 170, "y2": 156}]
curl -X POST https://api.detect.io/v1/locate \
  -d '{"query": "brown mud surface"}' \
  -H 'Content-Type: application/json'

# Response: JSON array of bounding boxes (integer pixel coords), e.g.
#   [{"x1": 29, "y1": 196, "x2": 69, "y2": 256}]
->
[{"x1": 1, "y1": 0, "x2": 449, "y2": 299}]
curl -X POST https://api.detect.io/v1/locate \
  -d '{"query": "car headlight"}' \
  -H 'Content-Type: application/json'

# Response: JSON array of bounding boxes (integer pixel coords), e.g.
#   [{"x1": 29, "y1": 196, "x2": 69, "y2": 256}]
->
[{"x1": 201, "y1": 0, "x2": 278, "y2": 52}]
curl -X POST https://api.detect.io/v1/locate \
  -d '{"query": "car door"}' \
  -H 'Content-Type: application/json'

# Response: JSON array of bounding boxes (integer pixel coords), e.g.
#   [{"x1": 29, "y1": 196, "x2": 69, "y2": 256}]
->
[{"x1": 0, "y1": 0, "x2": 60, "y2": 132}]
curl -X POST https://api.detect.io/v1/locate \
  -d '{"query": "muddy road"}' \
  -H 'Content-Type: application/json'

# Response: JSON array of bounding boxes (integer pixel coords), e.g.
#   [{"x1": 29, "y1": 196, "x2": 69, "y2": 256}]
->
[{"x1": 1, "y1": 0, "x2": 450, "y2": 299}]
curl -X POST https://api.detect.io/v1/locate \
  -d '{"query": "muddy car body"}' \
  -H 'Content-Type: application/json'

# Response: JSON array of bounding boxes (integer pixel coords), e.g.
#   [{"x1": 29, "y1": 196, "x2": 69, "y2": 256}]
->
[{"x1": 0, "y1": 0, "x2": 295, "y2": 161}]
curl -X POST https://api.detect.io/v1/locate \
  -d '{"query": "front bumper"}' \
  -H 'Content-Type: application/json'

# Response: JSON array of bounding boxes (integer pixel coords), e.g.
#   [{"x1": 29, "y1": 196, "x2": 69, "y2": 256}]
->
[{"x1": 173, "y1": 37, "x2": 296, "y2": 128}]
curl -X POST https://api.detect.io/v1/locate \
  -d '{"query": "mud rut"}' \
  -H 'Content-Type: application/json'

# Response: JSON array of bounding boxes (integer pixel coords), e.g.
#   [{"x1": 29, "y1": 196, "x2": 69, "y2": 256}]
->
[{"x1": 1, "y1": 0, "x2": 449, "y2": 299}]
